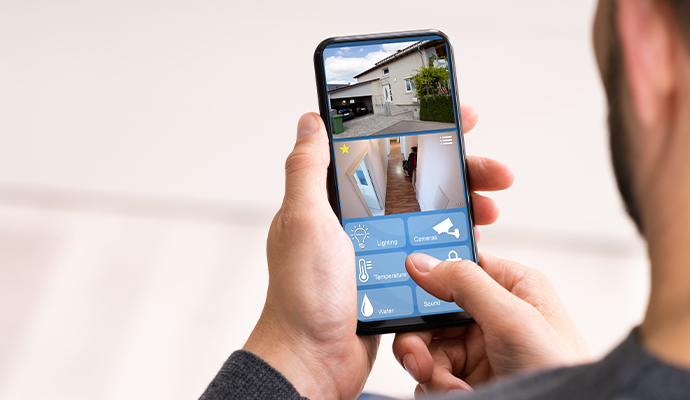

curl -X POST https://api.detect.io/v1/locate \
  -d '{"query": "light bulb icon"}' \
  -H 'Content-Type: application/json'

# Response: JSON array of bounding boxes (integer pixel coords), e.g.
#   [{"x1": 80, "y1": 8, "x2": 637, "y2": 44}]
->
[
  {"x1": 350, "y1": 224, "x2": 370, "y2": 249},
  {"x1": 361, "y1": 294, "x2": 374, "y2": 317},
  {"x1": 358, "y1": 258, "x2": 372, "y2": 283}
]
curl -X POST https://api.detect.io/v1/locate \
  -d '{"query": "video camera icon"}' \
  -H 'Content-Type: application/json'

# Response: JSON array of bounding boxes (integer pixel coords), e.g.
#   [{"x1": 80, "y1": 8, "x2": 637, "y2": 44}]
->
[{"x1": 432, "y1": 218, "x2": 460, "y2": 239}]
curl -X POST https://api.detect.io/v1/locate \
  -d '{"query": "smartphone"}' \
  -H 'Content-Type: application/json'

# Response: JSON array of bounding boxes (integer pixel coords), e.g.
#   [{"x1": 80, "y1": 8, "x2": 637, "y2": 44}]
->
[{"x1": 314, "y1": 30, "x2": 477, "y2": 335}]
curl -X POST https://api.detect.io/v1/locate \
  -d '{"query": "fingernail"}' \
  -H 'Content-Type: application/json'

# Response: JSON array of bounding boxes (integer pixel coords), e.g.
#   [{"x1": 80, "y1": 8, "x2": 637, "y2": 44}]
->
[
  {"x1": 296, "y1": 113, "x2": 319, "y2": 140},
  {"x1": 410, "y1": 253, "x2": 442, "y2": 273},
  {"x1": 402, "y1": 353, "x2": 420, "y2": 381}
]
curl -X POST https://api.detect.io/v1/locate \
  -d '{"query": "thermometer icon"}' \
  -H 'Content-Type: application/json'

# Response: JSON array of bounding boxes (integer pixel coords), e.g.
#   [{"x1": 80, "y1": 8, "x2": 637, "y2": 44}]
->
[{"x1": 358, "y1": 259, "x2": 373, "y2": 283}]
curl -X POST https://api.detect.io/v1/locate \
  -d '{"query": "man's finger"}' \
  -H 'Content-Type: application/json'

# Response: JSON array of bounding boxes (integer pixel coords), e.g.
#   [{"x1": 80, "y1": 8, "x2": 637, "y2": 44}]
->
[
  {"x1": 419, "y1": 363, "x2": 473, "y2": 394},
  {"x1": 405, "y1": 253, "x2": 530, "y2": 324},
  {"x1": 460, "y1": 104, "x2": 479, "y2": 134},
  {"x1": 475, "y1": 253, "x2": 553, "y2": 297},
  {"x1": 392, "y1": 331, "x2": 435, "y2": 383},
  {"x1": 471, "y1": 192, "x2": 500, "y2": 226},
  {"x1": 414, "y1": 384, "x2": 425, "y2": 399},
  {"x1": 467, "y1": 156, "x2": 514, "y2": 192},
  {"x1": 282, "y1": 113, "x2": 331, "y2": 210},
  {"x1": 475, "y1": 253, "x2": 585, "y2": 350}
]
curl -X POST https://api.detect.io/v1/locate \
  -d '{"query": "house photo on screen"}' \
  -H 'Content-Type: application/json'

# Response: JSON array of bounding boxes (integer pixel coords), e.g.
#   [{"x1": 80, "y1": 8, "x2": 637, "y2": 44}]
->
[{"x1": 323, "y1": 38, "x2": 457, "y2": 139}]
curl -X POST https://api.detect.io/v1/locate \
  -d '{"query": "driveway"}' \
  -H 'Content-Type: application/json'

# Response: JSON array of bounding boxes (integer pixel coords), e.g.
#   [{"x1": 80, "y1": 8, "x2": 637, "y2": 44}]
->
[{"x1": 336, "y1": 112, "x2": 455, "y2": 139}]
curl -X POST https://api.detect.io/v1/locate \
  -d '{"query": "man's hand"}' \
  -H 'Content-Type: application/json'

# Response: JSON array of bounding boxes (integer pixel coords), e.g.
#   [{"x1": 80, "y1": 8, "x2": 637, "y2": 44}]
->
[
  {"x1": 243, "y1": 107, "x2": 513, "y2": 399},
  {"x1": 393, "y1": 253, "x2": 592, "y2": 397}
]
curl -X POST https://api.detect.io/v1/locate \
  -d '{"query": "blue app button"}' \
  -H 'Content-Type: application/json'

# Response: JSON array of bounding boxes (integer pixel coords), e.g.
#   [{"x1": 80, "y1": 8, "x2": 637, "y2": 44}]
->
[
  {"x1": 344, "y1": 218, "x2": 406, "y2": 253},
  {"x1": 416, "y1": 286, "x2": 464, "y2": 315},
  {"x1": 414, "y1": 245, "x2": 472, "y2": 263},
  {"x1": 356, "y1": 252, "x2": 409, "y2": 287},
  {"x1": 358, "y1": 286, "x2": 414, "y2": 320},
  {"x1": 407, "y1": 211, "x2": 468, "y2": 247}
]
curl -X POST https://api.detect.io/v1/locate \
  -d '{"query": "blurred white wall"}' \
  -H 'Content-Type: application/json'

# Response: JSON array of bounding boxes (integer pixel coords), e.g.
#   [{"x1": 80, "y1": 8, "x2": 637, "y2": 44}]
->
[{"x1": 0, "y1": 1, "x2": 649, "y2": 399}]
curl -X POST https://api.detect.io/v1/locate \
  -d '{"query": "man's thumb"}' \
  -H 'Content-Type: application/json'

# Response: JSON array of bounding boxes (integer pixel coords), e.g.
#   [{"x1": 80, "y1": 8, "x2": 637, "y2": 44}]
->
[
  {"x1": 295, "y1": 112, "x2": 320, "y2": 141},
  {"x1": 406, "y1": 253, "x2": 522, "y2": 323},
  {"x1": 282, "y1": 113, "x2": 331, "y2": 208}
]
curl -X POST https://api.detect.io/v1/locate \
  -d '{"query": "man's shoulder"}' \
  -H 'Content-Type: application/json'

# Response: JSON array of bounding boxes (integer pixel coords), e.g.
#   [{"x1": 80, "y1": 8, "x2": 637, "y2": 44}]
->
[{"x1": 453, "y1": 330, "x2": 690, "y2": 400}]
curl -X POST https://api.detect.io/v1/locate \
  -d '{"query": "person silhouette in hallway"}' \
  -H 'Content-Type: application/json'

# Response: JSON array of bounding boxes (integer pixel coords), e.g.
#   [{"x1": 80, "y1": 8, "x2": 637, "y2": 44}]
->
[{"x1": 404, "y1": 146, "x2": 417, "y2": 178}]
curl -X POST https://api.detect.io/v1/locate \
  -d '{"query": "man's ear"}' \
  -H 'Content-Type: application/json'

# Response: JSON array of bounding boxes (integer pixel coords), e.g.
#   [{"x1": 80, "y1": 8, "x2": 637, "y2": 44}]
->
[{"x1": 616, "y1": 0, "x2": 676, "y2": 128}]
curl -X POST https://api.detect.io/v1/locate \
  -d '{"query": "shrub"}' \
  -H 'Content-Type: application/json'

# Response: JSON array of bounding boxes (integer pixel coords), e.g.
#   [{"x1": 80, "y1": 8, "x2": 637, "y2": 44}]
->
[
  {"x1": 419, "y1": 95, "x2": 454, "y2": 123},
  {"x1": 411, "y1": 59, "x2": 450, "y2": 97}
]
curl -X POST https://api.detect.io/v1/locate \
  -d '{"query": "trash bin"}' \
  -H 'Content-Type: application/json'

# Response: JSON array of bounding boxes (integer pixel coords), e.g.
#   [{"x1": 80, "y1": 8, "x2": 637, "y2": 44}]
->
[{"x1": 332, "y1": 114, "x2": 344, "y2": 135}]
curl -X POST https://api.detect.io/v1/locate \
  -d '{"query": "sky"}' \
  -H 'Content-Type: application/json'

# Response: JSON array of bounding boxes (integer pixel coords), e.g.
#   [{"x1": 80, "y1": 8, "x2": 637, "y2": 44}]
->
[{"x1": 323, "y1": 41, "x2": 418, "y2": 84}]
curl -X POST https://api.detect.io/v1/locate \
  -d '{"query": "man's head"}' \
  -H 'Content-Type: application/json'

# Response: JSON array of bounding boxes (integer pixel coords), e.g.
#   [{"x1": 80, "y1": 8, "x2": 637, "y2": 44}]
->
[{"x1": 593, "y1": 0, "x2": 690, "y2": 236}]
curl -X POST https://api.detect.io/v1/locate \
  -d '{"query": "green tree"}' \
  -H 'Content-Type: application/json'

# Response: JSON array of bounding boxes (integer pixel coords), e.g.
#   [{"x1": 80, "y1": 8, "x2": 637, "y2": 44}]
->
[{"x1": 411, "y1": 58, "x2": 450, "y2": 97}]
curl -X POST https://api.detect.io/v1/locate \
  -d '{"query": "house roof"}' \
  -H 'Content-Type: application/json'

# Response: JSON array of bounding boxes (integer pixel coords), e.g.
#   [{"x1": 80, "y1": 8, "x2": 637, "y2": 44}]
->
[
  {"x1": 353, "y1": 40, "x2": 437, "y2": 79},
  {"x1": 327, "y1": 78, "x2": 380, "y2": 94},
  {"x1": 327, "y1": 83, "x2": 350, "y2": 92}
]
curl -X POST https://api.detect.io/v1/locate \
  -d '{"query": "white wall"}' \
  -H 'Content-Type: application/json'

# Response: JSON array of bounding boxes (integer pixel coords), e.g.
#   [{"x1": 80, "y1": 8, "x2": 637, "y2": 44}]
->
[
  {"x1": 416, "y1": 133, "x2": 465, "y2": 211},
  {"x1": 0, "y1": 1, "x2": 650, "y2": 399},
  {"x1": 355, "y1": 67, "x2": 381, "y2": 84},
  {"x1": 359, "y1": 51, "x2": 425, "y2": 106},
  {"x1": 334, "y1": 139, "x2": 387, "y2": 219},
  {"x1": 378, "y1": 138, "x2": 389, "y2": 183},
  {"x1": 371, "y1": 82, "x2": 385, "y2": 114},
  {"x1": 422, "y1": 46, "x2": 438, "y2": 65},
  {"x1": 387, "y1": 51, "x2": 426, "y2": 105}
]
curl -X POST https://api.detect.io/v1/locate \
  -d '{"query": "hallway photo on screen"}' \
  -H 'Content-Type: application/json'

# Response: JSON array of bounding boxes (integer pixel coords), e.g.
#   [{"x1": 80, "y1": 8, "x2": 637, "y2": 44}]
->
[{"x1": 335, "y1": 132, "x2": 466, "y2": 220}]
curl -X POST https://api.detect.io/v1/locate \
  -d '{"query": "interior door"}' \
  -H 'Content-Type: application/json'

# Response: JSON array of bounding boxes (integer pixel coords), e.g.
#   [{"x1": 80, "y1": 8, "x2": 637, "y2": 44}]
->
[{"x1": 353, "y1": 155, "x2": 383, "y2": 214}]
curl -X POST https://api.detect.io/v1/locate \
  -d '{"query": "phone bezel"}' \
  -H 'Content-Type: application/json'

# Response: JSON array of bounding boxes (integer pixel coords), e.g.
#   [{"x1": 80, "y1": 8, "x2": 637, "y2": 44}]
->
[{"x1": 313, "y1": 29, "x2": 478, "y2": 335}]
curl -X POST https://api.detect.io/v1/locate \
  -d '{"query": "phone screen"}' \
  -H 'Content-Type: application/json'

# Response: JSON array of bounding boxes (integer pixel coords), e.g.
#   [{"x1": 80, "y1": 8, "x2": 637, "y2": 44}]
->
[{"x1": 317, "y1": 32, "x2": 476, "y2": 332}]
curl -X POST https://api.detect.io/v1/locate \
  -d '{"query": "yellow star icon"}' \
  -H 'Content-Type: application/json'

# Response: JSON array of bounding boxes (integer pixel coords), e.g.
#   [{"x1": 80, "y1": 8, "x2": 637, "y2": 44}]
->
[{"x1": 340, "y1": 144, "x2": 350, "y2": 155}]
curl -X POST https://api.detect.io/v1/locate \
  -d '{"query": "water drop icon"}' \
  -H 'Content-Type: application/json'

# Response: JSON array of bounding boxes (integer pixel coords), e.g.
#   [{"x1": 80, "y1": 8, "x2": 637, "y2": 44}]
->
[{"x1": 361, "y1": 294, "x2": 374, "y2": 317}]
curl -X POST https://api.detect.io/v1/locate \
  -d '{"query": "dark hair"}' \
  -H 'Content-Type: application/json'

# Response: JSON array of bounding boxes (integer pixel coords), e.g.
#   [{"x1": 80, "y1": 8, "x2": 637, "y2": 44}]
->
[
  {"x1": 604, "y1": 0, "x2": 690, "y2": 235},
  {"x1": 603, "y1": 0, "x2": 644, "y2": 233},
  {"x1": 665, "y1": 1, "x2": 690, "y2": 45}
]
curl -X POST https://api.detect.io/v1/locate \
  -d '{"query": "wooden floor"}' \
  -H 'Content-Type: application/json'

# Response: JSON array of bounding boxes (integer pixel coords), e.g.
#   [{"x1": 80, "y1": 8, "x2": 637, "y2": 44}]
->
[{"x1": 385, "y1": 140, "x2": 421, "y2": 215}]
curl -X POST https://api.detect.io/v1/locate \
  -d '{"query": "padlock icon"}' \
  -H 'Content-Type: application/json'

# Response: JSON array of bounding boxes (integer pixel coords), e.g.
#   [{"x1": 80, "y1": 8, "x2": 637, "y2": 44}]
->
[{"x1": 446, "y1": 250, "x2": 461, "y2": 262}]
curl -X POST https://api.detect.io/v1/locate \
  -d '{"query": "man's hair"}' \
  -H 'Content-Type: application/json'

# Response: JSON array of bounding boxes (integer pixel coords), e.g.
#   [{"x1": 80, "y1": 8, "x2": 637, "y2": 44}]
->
[
  {"x1": 603, "y1": 0, "x2": 690, "y2": 235},
  {"x1": 665, "y1": 1, "x2": 690, "y2": 46},
  {"x1": 603, "y1": 0, "x2": 643, "y2": 233}
]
